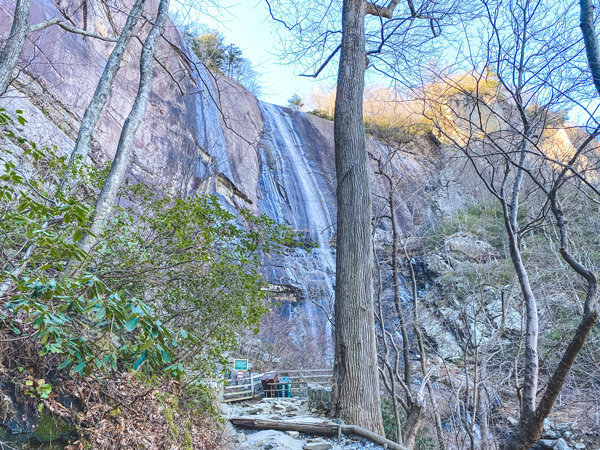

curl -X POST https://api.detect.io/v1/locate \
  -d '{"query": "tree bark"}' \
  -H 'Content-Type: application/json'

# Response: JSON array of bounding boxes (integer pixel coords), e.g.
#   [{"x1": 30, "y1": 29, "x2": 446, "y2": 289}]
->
[
  {"x1": 332, "y1": 0, "x2": 383, "y2": 434},
  {"x1": 0, "y1": 0, "x2": 30, "y2": 95},
  {"x1": 580, "y1": 0, "x2": 600, "y2": 96},
  {"x1": 79, "y1": 0, "x2": 169, "y2": 255},
  {"x1": 66, "y1": 0, "x2": 147, "y2": 169},
  {"x1": 229, "y1": 417, "x2": 409, "y2": 450}
]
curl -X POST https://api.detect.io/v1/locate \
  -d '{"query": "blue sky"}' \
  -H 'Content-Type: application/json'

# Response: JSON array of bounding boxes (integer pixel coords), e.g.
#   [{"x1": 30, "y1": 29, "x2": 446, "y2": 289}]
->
[{"x1": 190, "y1": 1, "x2": 335, "y2": 107}]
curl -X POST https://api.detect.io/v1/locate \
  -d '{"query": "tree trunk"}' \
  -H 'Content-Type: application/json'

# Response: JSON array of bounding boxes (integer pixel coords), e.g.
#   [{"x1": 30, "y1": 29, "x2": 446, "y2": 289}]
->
[
  {"x1": 0, "y1": 0, "x2": 30, "y2": 95},
  {"x1": 78, "y1": 0, "x2": 169, "y2": 255},
  {"x1": 403, "y1": 404, "x2": 424, "y2": 449},
  {"x1": 503, "y1": 196, "x2": 600, "y2": 450},
  {"x1": 332, "y1": 0, "x2": 383, "y2": 435},
  {"x1": 580, "y1": 0, "x2": 600, "y2": 96},
  {"x1": 66, "y1": 0, "x2": 147, "y2": 170}
]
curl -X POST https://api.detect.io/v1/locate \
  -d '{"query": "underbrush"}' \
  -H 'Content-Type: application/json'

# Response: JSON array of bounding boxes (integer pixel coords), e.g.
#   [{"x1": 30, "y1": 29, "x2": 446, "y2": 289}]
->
[{"x1": 0, "y1": 323, "x2": 228, "y2": 449}]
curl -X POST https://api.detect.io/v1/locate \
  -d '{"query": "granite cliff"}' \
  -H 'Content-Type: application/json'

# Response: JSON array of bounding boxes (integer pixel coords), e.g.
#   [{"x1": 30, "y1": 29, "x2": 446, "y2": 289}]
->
[{"x1": 0, "y1": 0, "x2": 433, "y2": 332}]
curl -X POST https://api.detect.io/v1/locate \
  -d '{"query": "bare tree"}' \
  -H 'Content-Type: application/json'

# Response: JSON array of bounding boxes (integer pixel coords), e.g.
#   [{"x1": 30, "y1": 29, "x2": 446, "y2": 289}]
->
[
  {"x1": 419, "y1": 0, "x2": 600, "y2": 441},
  {"x1": 579, "y1": 0, "x2": 600, "y2": 96},
  {"x1": 266, "y1": 0, "x2": 449, "y2": 432},
  {"x1": 0, "y1": 0, "x2": 29, "y2": 95},
  {"x1": 372, "y1": 141, "x2": 446, "y2": 448},
  {"x1": 66, "y1": 0, "x2": 147, "y2": 170},
  {"x1": 79, "y1": 0, "x2": 170, "y2": 255},
  {"x1": 331, "y1": 0, "x2": 384, "y2": 433},
  {"x1": 0, "y1": 0, "x2": 121, "y2": 97}
]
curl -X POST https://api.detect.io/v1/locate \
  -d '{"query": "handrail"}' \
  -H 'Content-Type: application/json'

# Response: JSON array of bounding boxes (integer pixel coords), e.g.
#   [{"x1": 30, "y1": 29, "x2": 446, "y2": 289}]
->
[{"x1": 218, "y1": 368, "x2": 333, "y2": 403}]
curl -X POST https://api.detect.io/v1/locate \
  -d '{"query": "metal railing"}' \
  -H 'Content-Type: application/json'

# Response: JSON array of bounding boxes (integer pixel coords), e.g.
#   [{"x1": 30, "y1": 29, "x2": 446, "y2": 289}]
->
[{"x1": 220, "y1": 368, "x2": 333, "y2": 403}]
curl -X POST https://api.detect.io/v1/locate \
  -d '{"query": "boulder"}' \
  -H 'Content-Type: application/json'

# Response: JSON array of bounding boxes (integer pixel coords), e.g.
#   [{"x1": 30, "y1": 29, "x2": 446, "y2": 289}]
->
[
  {"x1": 544, "y1": 430, "x2": 562, "y2": 440},
  {"x1": 303, "y1": 437, "x2": 333, "y2": 450},
  {"x1": 444, "y1": 232, "x2": 497, "y2": 264},
  {"x1": 237, "y1": 430, "x2": 304, "y2": 450},
  {"x1": 555, "y1": 438, "x2": 572, "y2": 450},
  {"x1": 307, "y1": 384, "x2": 332, "y2": 413}
]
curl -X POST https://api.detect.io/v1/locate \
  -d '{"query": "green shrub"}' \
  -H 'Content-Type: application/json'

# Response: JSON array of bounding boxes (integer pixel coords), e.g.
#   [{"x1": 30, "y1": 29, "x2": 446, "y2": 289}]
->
[{"x1": 1, "y1": 109, "x2": 302, "y2": 379}]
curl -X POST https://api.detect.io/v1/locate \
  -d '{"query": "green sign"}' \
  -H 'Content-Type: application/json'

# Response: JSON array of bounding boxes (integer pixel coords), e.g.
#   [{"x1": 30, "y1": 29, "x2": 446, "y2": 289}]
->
[{"x1": 233, "y1": 359, "x2": 248, "y2": 371}]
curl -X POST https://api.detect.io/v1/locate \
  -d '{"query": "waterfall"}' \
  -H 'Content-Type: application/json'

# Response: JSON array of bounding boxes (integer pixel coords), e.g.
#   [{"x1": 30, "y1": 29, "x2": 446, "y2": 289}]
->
[{"x1": 258, "y1": 103, "x2": 336, "y2": 343}]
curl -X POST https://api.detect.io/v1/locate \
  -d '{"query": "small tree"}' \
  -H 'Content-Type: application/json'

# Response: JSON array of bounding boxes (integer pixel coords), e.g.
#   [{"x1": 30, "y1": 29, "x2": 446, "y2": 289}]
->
[
  {"x1": 191, "y1": 30, "x2": 226, "y2": 72},
  {"x1": 287, "y1": 93, "x2": 305, "y2": 111}
]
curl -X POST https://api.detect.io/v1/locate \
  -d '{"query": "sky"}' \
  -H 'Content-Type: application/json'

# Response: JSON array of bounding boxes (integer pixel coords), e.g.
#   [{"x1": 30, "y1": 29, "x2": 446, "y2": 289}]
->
[{"x1": 182, "y1": 0, "x2": 336, "y2": 107}]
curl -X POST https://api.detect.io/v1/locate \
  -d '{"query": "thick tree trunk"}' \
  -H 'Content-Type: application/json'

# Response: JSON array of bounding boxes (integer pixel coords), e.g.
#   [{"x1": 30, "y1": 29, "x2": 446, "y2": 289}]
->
[
  {"x1": 66, "y1": 0, "x2": 147, "y2": 169},
  {"x1": 332, "y1": 0, "x2": 383, "y2": 435},
  {"x1": 0, "y1": 0, "x2": 30, "y2": 95},
  {"x1": 79, "y1": 0, "x2": 169, "y2": 254}
]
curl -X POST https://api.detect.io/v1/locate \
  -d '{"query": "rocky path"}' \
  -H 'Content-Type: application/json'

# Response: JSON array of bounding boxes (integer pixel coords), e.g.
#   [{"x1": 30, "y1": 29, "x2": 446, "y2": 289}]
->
[{"x1": 222, "y1": 398, "x2": 386, "y2": 450}]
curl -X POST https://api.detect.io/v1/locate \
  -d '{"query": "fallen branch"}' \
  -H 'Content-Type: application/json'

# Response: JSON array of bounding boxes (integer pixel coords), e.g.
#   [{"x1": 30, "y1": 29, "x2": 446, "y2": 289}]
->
[{"x1": 229, "y1": 416, "x2": 409, "y2": 450}]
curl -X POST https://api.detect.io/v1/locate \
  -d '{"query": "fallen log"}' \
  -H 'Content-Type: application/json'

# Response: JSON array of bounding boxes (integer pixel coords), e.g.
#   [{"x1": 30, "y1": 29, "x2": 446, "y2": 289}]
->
[
  {"x1": 229, "y1": 416, "x2": 409, "y2": 450},
  {"x1": 229, "y1": 416, "x2": 338, "y2": 436}
]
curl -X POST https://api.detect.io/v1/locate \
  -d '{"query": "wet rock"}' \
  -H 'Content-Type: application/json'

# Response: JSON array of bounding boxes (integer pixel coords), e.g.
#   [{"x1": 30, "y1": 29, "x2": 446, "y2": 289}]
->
[
  {"x1": 555, "y1": 438, "x2": 571, "y2": 450},
  {"x1": 537, "y1": 439, "x2": 557, "y2": 448},
  {"x1": 544, "y1": 431, "x2": 561, "y2": 440}
]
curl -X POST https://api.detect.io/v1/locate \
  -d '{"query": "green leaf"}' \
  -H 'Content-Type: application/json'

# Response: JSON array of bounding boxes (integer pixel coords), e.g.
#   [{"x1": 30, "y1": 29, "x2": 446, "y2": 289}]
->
[
  {"x1": 73, "y1": 361, "x2": 85, "y2": 375},
  {"x1": 57, "y1": 358, "x2": 73, "y2": 370},
  {"x1": 72, "y1": 228, "x2": 83, "y2": 242},
  {"x1": 124, "y1": 317, "x2": 138, "y2": 331},
  {"x1": 160, "y1": 350, "x2": 171, "y2": 363},
  {"x1": 133, "y1": 353, "x2": 145, "y2": 371}
]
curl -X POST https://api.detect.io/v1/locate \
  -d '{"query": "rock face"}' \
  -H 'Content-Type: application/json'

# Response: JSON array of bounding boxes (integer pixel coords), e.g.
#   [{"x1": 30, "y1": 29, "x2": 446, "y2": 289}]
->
[{"x1": 0, "y1": 0, "x2": 433, "y2": 345}]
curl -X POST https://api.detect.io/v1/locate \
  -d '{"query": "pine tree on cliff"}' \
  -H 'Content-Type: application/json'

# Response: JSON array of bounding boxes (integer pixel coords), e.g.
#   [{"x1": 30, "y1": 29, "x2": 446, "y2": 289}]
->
[{"x1": 79, "y1": 0, "x2": 170, "y2": 254}]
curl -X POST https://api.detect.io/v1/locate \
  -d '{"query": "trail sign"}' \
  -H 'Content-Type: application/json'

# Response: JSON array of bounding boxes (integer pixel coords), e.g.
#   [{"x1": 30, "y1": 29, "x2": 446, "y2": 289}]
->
[{"x1": 233, "y1": 359, "x2": 248, "y2": 371}]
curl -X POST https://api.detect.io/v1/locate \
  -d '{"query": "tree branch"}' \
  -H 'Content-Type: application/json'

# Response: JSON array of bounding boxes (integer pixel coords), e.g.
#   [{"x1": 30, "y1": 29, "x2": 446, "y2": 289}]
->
[
  {"x1": 365, "y1": 0, "x2": 402, "y2": 19},
  {"x1": 299, "y1": 44, "x2": 341, "y2": 78},
  {"x1": 28, "y1": 18, "x2": 119, "y2": 42}
]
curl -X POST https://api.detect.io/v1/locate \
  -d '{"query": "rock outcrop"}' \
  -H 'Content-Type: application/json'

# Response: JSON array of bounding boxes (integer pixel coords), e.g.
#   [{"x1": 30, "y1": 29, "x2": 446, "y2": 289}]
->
[{"x1": 0, "y1": 0, "x2": 436, "y2": 337}]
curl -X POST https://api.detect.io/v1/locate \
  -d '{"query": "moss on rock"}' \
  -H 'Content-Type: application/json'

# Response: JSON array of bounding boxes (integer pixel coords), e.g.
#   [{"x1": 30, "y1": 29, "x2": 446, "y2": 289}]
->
[{"x1": 33, "y1": 412, "x2": 73, "y2": 443}]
